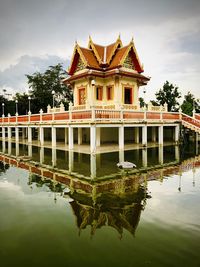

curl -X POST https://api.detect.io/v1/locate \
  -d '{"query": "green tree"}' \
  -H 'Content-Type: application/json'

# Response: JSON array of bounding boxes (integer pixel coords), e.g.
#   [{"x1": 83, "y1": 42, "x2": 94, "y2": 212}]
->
[
  {"x1": 153, "y1": 81, "x2": 181, "y2": 111},
  {"x1": 26, "y1": 63, "x2": 72, "y2": 114},
  {"x1": 139, "y1": 97, "x2": 145, "y2": 108},
  {"x1": 181, "y1": 92, "x2": 200, "y2": 116}
]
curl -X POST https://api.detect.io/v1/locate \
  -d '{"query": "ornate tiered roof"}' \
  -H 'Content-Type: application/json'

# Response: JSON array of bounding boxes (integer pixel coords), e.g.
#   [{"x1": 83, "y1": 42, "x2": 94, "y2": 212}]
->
[{"x1": 65, "y1": 36, "x2": 149, "y2": 84}]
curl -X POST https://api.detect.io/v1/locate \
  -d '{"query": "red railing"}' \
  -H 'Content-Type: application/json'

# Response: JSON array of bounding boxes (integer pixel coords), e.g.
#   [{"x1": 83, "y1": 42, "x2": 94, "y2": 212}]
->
[
  {"x1": 182, "y1": 113, "x2": 200, "y2": 128},
  {"x1": 0, "y1": 109, "x2": 182, "y2": 125}
]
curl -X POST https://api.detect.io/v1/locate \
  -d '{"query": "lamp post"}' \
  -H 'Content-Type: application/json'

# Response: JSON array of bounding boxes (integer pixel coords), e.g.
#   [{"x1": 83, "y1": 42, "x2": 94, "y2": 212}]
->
[
  {"x1": 2, "y1": 103, "x2": 5, "y2": 117},
  {"x1": 28, "y1": 96, "x2": 31, "y2": 114},
  {"x1": 52, "y1": 90, "x2": 55, "y2": 109},
  {"x1": 15, "y1": 99, "x2": 18, "y2": 115}
]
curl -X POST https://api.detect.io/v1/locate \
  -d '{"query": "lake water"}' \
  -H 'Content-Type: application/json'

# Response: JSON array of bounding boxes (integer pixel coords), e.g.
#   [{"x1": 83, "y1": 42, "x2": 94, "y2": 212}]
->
[{"x1": 0, "y1": 141, "x2": 200, "y2": 267}]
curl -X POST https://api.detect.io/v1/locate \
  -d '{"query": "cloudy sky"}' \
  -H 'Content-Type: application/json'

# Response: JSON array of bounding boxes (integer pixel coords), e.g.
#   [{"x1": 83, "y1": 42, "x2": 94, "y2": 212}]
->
[{"x1": 0, "y1": 0, "x2": 199, "y2": 100}]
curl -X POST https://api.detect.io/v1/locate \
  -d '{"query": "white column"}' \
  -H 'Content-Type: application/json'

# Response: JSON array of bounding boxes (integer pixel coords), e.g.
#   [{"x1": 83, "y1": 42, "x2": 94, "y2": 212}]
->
[
  {"x1": 175, "y1": 125, "x2": 180, "y2": 143},
  {"x1": 142, "y1": 125, "x2": 147, "y2": 146},
  {"x1": 8, "y1": 141, "x2": 12, "y2": 155},
  {"x1": 8, "y1": 127, "x2": 12, "y2": 140},
  {"x1": 52, "y1": 148, "x2": 57, "y2": 167},
  {"x1": 28, "y1": 127, "x2": 32, "y2": 144},
  {"x1": 15, "y1": 127, "x2": 19, "y2": 143},
  {"x1": 119, "y1": 149, "x2": 124, "y2": 163},
  {"x1": 40, "y1": 147, "x2": 44, "y2": 164},
  {"x1": 119, "y1": 126, "x2": 124, "y2": 149},
  {"x1": 16, "y1": 142, "x2": 19, "y2": 157},
  {"x1": 68, "y1": 126, "x2": 74, "y2": 150},
  {"x1": 39, "y1": 127, "x2": 44, "y2": 146},
  {"x1": 175, "y1": 146, "x2": 180, "y2": 162},
  {"x1": 2, "y1": 127, "x2": 6, "y2": 141},
  {"x1": 96, "y1": 127, "x2": 101, "y2": 147},
  {"x1": 69, "y1": 150, "x2": 74, "y2": 173},
  {"x1": 134, "y1": 127, "x2": 139, "y2": 144},
  {"x1": 78, "y1": 128, "x2": 82, "y2": 145},
  {"x1": 158, "y1": 146, "x2": 163, "y2": 164},
  {"x1": 64, "y1": 128, "x2": 68, "y2": 145},
  {"x1": 142, "y1": 149, "x2": 147, "y2": 168},
  {"x1": 152, "y1": 127, "x2": 156, "y2": 142},
  {"x1": 158, "y1": 125, "x2": 163, "y2": 145},
  {"x1": 28, "y1": 144, "x2": 32, "y2": 157},
  {"x1": 52, "y1": 127, "x2": 56, "y2": 148},
  {"x1": 90, "y1": 125, "x2": 96, "y2": 153},
  {"x1": 90, "y1": 153, "x2": 97, "y2": 179}
]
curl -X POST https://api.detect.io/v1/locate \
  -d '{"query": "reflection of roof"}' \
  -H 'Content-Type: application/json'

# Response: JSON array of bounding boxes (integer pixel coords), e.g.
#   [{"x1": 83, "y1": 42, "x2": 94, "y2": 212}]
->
[{"x1": 67, "y1": 36, "x2": 144, "y2": 75}]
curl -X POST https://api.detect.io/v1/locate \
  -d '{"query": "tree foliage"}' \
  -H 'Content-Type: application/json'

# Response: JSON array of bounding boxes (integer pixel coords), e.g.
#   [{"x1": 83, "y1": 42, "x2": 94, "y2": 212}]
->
[
  {"x1": 181, "y1": 92, "x2": 200, "y2": 116},
  {"x1": 26, "y1": 63, "x2": 72, "y2": 113},
  {"x1": 153, "y1": 81, "x2": 181, "y2": 111}
]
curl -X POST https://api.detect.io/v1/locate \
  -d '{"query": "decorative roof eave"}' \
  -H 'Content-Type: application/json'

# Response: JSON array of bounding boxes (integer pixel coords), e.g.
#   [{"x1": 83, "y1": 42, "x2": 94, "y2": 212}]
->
[
  {"x1": 68, "y1": 42, "x2": 88, "y2": 75},
  {"x1": 106, "y1": 35, "x2": 123, "y2": 64},
  {"x1": 88, "y1": 36, "x2": 102, "y2": 64},
  {"x1": 120, "y1": 39, "x2": 144, "y2": 73},
  {"x1": 64, "y1": 68, "x2": 150, "y2": 84}
]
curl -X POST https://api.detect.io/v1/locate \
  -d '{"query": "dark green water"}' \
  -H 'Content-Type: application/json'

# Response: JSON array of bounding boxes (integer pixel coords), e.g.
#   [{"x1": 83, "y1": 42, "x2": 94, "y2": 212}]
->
[{"x1": 0, "y1": 142, "x2": 200, "y2": 267}]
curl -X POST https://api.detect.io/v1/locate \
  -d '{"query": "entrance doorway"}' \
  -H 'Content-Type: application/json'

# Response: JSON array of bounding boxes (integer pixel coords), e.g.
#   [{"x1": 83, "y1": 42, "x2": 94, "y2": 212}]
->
[{"x1": 124, "y1": 88, "x2": 132, "y2": 104}]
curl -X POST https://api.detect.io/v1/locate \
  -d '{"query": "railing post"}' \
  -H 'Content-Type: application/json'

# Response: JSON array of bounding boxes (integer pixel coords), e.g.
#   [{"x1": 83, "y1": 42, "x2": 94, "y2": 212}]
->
[
  {"x1": 91, "y1": 106, "x2": 95, "y2": 121},
  {"x1": 69, "y1": 102, "x2": 73, "y2": 121},
  {"x1": 8, "y1": 113, "x2": 10, "y2": 124},
  {"x1": 40, "y1": 109, "x2": 43, "y2": 122},
  {"x1": 120, "y1": 105, "x2": 123, "y2": 121},
  {"x1": 16, "y1": 112, "x2": 18, "y2": 123},
  {"x1": 144, "y1": 106, "x2": 147, "y2": 121},
  {"x1": 160, "y1": 107, "x2": 163, "y2": 121},
  {"x1": 28, "y1": 111, "x2": 31, "y2": 123},
  {"x1": 179, "y1": 107, "x2": 182, "y2": 120}
]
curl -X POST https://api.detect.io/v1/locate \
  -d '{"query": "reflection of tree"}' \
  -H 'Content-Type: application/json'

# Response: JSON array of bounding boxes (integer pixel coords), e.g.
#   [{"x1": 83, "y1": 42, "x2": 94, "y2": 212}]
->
[
  {"x1": 28, "y1": 173, "x2": 65, "y2": 192},
  {"x1": 69, "y1": 185, "x2": 151, "y2": 238},
  {"x1": 0, "y1": 161, "x2": 10, "y2": 175}
]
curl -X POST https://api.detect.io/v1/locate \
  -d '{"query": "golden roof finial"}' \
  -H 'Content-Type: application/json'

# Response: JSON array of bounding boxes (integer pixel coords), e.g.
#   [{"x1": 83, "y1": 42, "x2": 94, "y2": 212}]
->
[
  {"x1": 130, "y1": 36, "x2": 134, "y2": 43},
  {"x1": 118, "y1": 33, "x2": 121, "y2": 40}
]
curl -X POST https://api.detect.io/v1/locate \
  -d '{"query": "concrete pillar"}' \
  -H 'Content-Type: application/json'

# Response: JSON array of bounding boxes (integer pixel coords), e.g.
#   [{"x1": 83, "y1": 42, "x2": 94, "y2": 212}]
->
[
  {"x1": 28, "y1": 127, "x2": 32, "y2": 144},
  {"x1": 15, "y1": 127, "x2": 19, "y2": 143},
  {"x1": 142, "y1": 149, "x2": 147, "y2": 168},
  {"x1": 40, "y1": 147, "x2": 44, "y2": 164},
  {"x1": 52, "y1": 127, "x2": 56, "y2": 148},
  {"x1": 78, "y1": 128, "x2": 82, "y2": 145},
  {"x1": 96, "y1": 127, "x2": 101, "y2": 147},
  {"x1": 52, "y1": 148, "x2": 57, "y2": 167},
  {"x1": 16, "y1": 142, "x2": 19, "y2": 157},
  {"x1": 69, "y1": 150, "x2": 74, "y2": 173},
  {"x1": 28, "y1": 144, "x2": 32, "y2": 157},
  {"x1": 90, "y1": 125, "x2": 96, "y2": 153},
  {"x1": 142, "y1": 125, "x2": 147, "y2": 146},
  {"x1": 158, "y1": 146, "x2": 163, "y2": 165},
  {"x1": 119, "y1": 126, "x2": 124, "y2": 150},
  {"x1": 8, "y1": 127, "x2": 12, "y2": 140},
  {"x1": 158, "y1": 125, "x2": 163, "y2": 145},
  {"x1": 119, "y1": 149, "x2": 124, "y2": 163},
  {"x1": 90, "y1": 153, "x2": 97, "y2": 179},
  {"x1": 39, "y1": 127, "x2": 44, "y2": 146},
  {"x1": 175, "y1": 146, "x2": 180, "y2": 162},
  {"x1": 8, "y1": 141, "x2": 12, "y2": 155},
  {"x1": 2, "y1": 127, "x2": 6, "y2": 141},
  {"x1": 134, "y1": 127, "x2": 139, "y2": 144},
  {"x1": 64, "y1": 128, "x2": 68, "y2": 145},
  {"x1": 152, "y1": 126, "x2": 156, "y2": 142},
  {"x1": 175, "y1": 125, "x2": 180, "y2": 143},
  {"x1": 68, "y1": 126, "x2": 74, "y2": 150}
]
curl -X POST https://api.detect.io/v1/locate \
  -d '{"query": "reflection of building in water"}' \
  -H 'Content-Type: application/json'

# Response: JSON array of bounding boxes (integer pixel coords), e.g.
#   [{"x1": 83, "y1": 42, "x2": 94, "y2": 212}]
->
[{"x1": 69, "y1": 182, "x2": 149, "y2": 237}]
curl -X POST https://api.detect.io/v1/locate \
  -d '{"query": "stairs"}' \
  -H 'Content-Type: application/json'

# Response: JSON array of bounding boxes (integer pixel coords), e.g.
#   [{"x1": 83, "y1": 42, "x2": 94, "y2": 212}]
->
[{"x1": 181, "y1": 113, "x2": 200, "y2": 134}]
